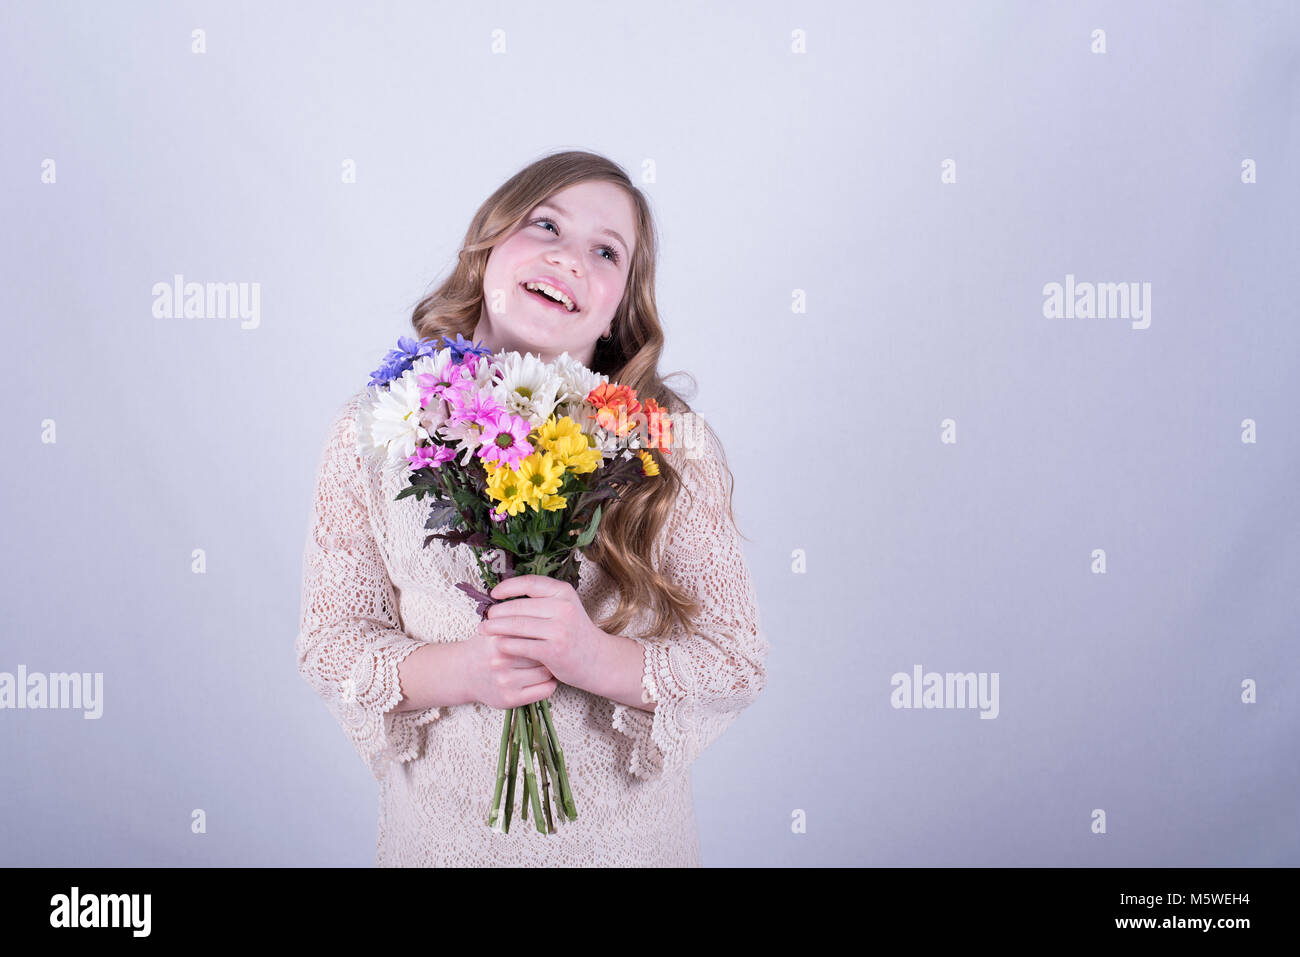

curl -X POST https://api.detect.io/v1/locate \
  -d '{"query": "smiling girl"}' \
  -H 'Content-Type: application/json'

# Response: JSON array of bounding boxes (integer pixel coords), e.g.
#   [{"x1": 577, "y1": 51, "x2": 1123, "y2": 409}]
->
[{"x1": 295, "y1": 150, "x2": 769, "y2": 867}]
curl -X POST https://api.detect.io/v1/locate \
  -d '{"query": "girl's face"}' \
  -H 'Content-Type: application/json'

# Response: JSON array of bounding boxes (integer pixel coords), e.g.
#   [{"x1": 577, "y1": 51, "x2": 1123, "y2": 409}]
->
[{"x1": 473, "y1": 180, "x2": 637, "y2": 367}]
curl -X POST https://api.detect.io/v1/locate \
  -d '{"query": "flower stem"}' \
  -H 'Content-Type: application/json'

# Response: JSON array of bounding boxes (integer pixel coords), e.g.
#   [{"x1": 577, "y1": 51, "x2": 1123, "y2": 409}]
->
[
  {"x1": 487, "y1": 706, "x2": 513, "y2": 829},
  {"x1": 528, "y1": 704, "x2": 556, "y2": 833},
  {"x1": 531, "y1": 702, "x2": 564, "y2": 828},
  {"x1": 518, "y1": 700, "x2": 546, "y2": 832},
  {"x1": 504, "y1": 707, "x2": 520, "y2": 833},
  {"x1": 540, "y1": 699, "x2": 577, "y2": 820}
]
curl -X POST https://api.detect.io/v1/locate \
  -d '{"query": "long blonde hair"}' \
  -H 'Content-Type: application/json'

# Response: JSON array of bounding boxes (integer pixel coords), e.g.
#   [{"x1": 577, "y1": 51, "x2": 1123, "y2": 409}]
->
[{"x1": 409, "y1": 149, "x2": 740, "y2": 639}]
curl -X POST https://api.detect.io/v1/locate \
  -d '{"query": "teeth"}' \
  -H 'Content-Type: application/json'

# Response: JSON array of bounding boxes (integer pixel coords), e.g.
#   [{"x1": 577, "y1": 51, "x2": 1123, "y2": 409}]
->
[{"x1": 524, "y1": 281, "x2": 576, "y2": 312}]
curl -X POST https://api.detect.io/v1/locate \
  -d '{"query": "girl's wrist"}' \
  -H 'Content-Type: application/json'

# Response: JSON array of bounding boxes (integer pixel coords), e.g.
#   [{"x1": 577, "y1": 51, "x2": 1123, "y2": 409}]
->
[
  {"x1": 392, "y1": 641, "x2": 472, "y2": 712},
  {"x1": 589, "y1": 631, "x2": 653, "y2": 712}
]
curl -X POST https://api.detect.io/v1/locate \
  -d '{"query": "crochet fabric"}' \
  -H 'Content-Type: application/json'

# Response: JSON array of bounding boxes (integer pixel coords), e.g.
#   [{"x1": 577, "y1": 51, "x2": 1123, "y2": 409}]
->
[{"x1": 295, "y1": 387, "x2": 768, "y2": 866}]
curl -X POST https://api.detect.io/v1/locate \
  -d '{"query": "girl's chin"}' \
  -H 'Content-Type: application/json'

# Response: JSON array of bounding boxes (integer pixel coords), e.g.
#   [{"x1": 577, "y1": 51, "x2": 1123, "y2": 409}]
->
[
  {"x1": 497, "y1": 327, "x2": 572, "y2": 355},
  {"x1": 512, "y1": 314, "x2": 578, "y2": 341}
]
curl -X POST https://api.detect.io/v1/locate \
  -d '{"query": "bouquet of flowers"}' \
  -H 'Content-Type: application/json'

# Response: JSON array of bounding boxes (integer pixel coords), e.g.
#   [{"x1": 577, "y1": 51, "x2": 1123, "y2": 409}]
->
[{"x1": 354, "y1": 334, "x2": 674, "y2": 834}]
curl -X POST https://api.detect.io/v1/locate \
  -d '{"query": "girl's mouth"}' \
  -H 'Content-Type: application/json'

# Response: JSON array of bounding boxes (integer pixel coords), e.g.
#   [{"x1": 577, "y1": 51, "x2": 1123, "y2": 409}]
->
[{"x1": 520, "y1": 282, "x2": 578, "y2": 313}]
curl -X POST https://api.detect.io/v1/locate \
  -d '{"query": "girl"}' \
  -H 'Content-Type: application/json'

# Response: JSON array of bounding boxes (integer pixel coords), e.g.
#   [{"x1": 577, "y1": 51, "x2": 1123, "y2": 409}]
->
[{"x1": 295, "y1": 150, "x2": 769, "y2": 866}]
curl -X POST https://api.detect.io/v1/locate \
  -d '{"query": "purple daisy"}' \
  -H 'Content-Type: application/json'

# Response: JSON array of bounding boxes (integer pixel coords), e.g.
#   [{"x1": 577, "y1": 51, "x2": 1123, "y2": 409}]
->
[
  {"x1": 407, "y1": 443, "x2": 457, "y2": 471},
  {"x1": 446, "y1": 383, "x2": 505, "y2": 426},
  {"x1": 476, "y1": 411, "x2": 534, "y2": 470}
]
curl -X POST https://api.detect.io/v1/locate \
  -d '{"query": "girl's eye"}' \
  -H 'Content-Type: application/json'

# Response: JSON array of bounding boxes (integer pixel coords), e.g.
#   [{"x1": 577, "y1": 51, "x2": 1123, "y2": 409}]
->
[{"x1": 531, "y1": 218, "x2": 621, "y2": 266}]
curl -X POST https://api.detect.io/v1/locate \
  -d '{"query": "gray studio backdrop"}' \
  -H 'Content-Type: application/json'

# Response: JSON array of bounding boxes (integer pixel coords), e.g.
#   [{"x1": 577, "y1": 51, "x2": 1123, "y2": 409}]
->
[{"x1": 2, "y1": 1, "x2": 1297, "y2": 866}]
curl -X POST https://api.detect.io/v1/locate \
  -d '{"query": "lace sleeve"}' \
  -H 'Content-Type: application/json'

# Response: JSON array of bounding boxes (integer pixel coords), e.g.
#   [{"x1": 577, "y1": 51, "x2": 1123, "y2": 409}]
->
[
  {"x1": 294, "y1": 389, "x2": 444, "y2": 782},
  {"x1": 609, "y1": 425, "x2": 770, "y2": 780}
]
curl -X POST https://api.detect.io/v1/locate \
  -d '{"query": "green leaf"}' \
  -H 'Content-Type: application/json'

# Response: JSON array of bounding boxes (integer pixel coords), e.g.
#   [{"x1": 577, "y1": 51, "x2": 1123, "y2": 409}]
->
[
  {"x1": 573, "y1": 485, "x2": 617, "y2": 516},
  {"x1": 573, "y1": 505, "x2": 602, "y2": 548},
  {"x1": 450, "y1": 488, "x2": 482, "y2": 513},
  {"x1": 424, "y1": 504, "x2": 458, "y2": 530}
]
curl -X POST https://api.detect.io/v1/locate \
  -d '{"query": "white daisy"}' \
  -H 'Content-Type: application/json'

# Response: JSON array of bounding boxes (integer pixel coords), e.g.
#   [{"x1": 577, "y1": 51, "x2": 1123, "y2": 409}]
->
[
  {"x1": 440, "y1": 416, "x2": 488, "y2": 467},
  {"x1": 355, "y1": 373, "x2": 428, "y2": 467},
  {"x1": 407, "y1": 352, "x2": 456, "y2": 435},
  {"x1": 466, "y1": 352, "x2": 502, "y2": 391},
  {"x1": 550, "y1": 351, "x2": 609, "y2": 405},
  {"x1": 589, "y1": 425, "x2": 627, "y2": 455},
  {"x1": 490, "y1": 351, "x2": 561, "y2": 429},
  {"x1": 408, "y1": 348, "x2": 457, "y2": 392}
]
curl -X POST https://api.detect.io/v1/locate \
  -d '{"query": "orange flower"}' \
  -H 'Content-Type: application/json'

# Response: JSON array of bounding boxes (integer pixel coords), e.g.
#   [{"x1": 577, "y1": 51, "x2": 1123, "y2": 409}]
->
[
  {"x1": 586, "y1": 383, "x2": 642, "y2": 436},
  {"x1": 642, "y1": 397, "x2": 673, "y2": 453}
]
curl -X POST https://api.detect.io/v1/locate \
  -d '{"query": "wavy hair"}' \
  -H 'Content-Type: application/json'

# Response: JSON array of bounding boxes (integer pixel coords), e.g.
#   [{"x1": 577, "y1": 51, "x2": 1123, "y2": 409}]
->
[{"x1": 408, "y1": 150, "x2": 742, "y2": 639}]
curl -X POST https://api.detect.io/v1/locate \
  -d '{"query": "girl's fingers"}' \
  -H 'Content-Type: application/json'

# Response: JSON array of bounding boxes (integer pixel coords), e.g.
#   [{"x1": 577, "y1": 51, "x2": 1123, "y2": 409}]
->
[
  {"x1": 488, "y1": 597, "x2": 551, "y2": 620},
  {"x1": 484, "y1": 616, "x2": 548, "y2": 639},
  {"x1": 520, "y1": 674, "x2": 558, "y2": 697},
  {"x1": 497, "y1": 636, "x2": 546, "y2": 661},
  {"x1": 517, "y1": 665, "x2": 552, "y2": 686},
  {"x1": 505, "y1": 654, "x2": 544, "y2": 668}
]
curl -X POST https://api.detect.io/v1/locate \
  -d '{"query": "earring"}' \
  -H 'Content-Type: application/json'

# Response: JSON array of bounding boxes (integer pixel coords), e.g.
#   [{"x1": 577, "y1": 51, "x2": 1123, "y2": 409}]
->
[{"x1": 599, "y1": 328, "x2": 612, "y2": 341}]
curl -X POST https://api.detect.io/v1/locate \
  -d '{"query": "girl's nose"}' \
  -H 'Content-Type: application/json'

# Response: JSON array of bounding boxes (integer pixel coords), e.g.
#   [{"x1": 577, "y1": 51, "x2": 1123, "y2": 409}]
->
[{"x1": 548, "y1": 247, "x2": 581, "y2": 274}]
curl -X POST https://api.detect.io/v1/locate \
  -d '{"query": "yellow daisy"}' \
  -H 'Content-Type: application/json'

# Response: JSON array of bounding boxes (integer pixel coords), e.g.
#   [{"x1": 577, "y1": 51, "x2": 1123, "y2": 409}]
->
[
  {"x1": 552, "y1": 433, "x2": 602, "y2": 475},
  {"x1": 485, "y1": 465, "x2": 532, "y2": 516},
  {"x1": 637, "y1": 449, "x2": 660, "y2": 477},
  {"x1": 534, "y1": 415, "x2": 586, "y2": 453},
  {"x1": 516, "y1": 450, "x2": 565, "y2": 504}
]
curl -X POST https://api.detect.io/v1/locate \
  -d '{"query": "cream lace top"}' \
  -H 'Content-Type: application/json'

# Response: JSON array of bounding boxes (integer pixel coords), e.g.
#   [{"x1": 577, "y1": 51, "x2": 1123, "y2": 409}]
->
[{"x1": 295, "y1": 387, "x2": 769, "y2": 866}]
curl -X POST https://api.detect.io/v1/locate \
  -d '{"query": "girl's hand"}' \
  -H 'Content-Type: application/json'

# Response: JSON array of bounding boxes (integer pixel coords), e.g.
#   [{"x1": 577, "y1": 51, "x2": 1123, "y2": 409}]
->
[
  {"x1": 478, "y1": 575, "x2": 608, "y2": 693},
  {"x1": 458, "y1": 633, "x2": 557, "y2": 710}
]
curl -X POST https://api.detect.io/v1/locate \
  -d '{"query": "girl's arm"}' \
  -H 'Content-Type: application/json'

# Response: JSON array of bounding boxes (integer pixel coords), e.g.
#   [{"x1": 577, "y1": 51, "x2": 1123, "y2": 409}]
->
[
  {"x1": 587, "y1": 631, "x2": 657, "y2": 713},
  {"x1": 295, "y1": 391, "x2": 451, "y2": 779},
  {"x1": 392, "y1": 642, "x2": 471, "y2": 712},
  {"x1": 608, "y1": 425, "x2": 770, "y2": 780}
]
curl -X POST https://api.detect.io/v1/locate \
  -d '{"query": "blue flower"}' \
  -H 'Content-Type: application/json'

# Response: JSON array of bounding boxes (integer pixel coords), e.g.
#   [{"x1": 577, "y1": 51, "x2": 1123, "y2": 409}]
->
[
  {"x1": 367, "y1": 335, "x2": 440, "y2": 387},
  {"x1": 444, "y1": 333, "x2": 493, "y2": 365}
]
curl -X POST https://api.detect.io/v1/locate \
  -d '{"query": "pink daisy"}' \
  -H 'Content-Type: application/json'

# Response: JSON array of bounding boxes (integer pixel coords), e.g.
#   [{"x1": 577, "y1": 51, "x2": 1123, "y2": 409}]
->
[
  {"x1": 446, "y1": 382, "x2": 504, "y2": 426},
  {"x1": 407, "y1": 443, "x2": 457, "y2": 470},
  {"x1": 476, "y1": 411, "x2": 534, "y2": 469},
  {"x1": 416, "y1": 370, "x2": 459, "y2": 408}
]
